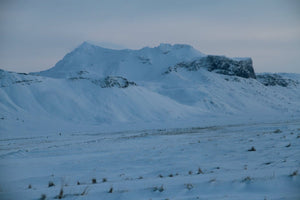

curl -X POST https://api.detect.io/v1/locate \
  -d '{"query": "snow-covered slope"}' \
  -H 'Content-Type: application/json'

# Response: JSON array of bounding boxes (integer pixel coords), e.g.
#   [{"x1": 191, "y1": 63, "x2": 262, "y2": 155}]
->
[
  {"x1": 35, "y1": 42, "x2": 204, "y2": 81},
  {"x1": 1, "y1": 42, "x2": 300, "y2": 135}
]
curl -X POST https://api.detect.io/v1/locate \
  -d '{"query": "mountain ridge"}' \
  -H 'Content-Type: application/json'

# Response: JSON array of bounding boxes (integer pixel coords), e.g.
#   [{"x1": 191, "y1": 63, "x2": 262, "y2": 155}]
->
[
  {"x1": 1, "y1": 42, "x2": 300, "y2": 135},
  {"x1": 33, "y1": 42, "x2": 205, "y2": 81}
]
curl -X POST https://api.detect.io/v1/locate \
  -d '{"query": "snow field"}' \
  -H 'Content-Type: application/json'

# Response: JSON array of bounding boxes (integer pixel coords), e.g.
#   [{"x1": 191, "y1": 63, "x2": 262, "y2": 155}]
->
[{"x1": 0, "y1": 121, "x2": 299, "y2": 199}]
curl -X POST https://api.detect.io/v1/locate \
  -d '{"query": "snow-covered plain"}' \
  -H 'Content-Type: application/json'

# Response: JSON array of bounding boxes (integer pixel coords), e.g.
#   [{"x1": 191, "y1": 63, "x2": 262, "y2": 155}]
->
[
  {"x1": 0, "y1": 121, "x2": 300, "y2": 200},
  {"x1": 0, "y1": 42, "x2": 300, "y2": 199}
]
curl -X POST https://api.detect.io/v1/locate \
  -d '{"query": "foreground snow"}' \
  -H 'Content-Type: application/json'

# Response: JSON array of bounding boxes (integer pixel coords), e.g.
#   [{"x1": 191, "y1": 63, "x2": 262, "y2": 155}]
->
[{"x1": 0, "y1": 120, "x2": 299, "y2": 200}]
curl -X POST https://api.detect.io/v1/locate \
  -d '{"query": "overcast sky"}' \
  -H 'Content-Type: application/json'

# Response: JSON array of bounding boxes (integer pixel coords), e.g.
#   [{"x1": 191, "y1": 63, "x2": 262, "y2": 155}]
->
[{"x1": 0, "y1": 0, "x2": 299, "y2": 73}]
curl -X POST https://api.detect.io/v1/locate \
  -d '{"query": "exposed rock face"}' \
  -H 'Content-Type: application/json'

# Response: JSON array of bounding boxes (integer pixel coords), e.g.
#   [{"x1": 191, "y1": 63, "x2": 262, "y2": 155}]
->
[
  {"x1": 100, "y1": 76, "x2": 137, "y2": 88},
  {"x1": 257, "y1": 74, "x2": 298, "y2": 87},
  {"x1": 165, "y1": 55, "x2": 256, "y2": 79},
  {"x1": 68, "y1": 74, "x2": 137, "y2": 88}
]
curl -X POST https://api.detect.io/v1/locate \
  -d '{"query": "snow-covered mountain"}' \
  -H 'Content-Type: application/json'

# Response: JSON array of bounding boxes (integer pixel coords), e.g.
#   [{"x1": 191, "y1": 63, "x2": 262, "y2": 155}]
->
[
  {"x1": 1, "y1": 42, "x2": 300, "y2": 135},
  {"x1": 34, "y1": 42, "x2": 204, "y2": 81}
]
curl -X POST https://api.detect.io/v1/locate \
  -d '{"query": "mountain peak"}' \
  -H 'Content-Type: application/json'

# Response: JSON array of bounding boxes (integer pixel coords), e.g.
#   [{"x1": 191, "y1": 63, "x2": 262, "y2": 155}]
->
[
  {"x1": 76, "y1": 41, "x2": 96, "y2": 50},
  {"x1": 157, "y1": 43, "x2": 173, "y2": 50},
  {"x1": 157, "y1": 43, "x2": 194, "y2": 51}
]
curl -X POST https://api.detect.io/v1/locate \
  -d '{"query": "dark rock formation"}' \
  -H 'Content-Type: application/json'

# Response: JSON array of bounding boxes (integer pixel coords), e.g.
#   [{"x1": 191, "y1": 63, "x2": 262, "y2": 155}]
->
[
  {"x1": 88, "y1": 76, "x2": 136, "y2": 88},
  {"x1": 257, "y1": 74, "x2": 298, "y2": 87},
  {"x1": 165, "y1": 55, "x2": 256, "y2": 79},
  {"x1": 67, "y1": 71, "x2": 137, "y2": 88},
  {"x1": 101, "y1": 76, "x2": 137, "y2": 88}
]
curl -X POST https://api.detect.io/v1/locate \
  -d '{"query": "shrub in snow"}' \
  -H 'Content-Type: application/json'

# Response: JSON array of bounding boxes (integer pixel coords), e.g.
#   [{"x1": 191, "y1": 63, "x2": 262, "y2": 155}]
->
[
  {"x1": 80, "y1": 186, "x2": 89, "y2": 196},
  {"x1": 108, "y1": 187, "x2": 113, "y2": 193},
  {"x1": 48, "y1": 181, "x2": 55, "y2": 187},
  {"x1": 57, "y1": 187, "x2": 64, "y2": 199},
  {"x1": 92, "y1": 178, "x2": 97, "y2": 184},
  {"x1": 158, "y1": 185, "x2": 164, "y2": 192},
  {"x1": 264, "y1": 162, "x2": 272, "y2": 165},
  {"x1": 273, "y1": 129, "x2": 282, "y2": 133},
  {"x1": 102, "y1": 178, "x2": 107, "y2": 182},
  {"x1": 39, "y1": 194, "x2": 46, "y2": 200},
  {"x1": 209, "y1": 178, "x2": 216, "y2": 183},
  {"x1": 242, "y1": 176, "x2": 252, "y2": 183},
  {"x1": 197, "y1": 168, "x2": 203, "y2": 174},
  {"x1": 153, "y1": 185, "x2": 164, "y2": 192},
  {"x1": 185, "y1": 183, "x2": 194, "y2": 190},
  {"x1": 289, "y1": 170, "x2": 298, "y2": 177},
  {"x1": 248, "y1": 146, "x2": 256, "y2": 151}
]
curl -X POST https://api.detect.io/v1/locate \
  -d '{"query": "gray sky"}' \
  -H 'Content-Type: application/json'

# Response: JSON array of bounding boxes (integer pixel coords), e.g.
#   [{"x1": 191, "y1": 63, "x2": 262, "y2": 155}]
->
[{"x1": 1, "y1": 0, "x2": 300, "y2": 73}]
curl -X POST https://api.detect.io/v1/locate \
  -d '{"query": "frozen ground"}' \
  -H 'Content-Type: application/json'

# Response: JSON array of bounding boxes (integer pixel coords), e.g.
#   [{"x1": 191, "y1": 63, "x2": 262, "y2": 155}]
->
[{"x1": 0, "y1": 120, "x2": 299, "y2": 200}]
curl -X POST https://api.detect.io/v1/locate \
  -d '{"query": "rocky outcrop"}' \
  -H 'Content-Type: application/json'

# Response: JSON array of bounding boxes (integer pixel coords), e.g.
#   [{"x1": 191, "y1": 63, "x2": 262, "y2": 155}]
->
[
  {"x1": 257, "y1": 74, "x2": 298, "y2": 87},
  {"x1": 68, "y1": 74, "x2": 137, "y2": 88},
  {"x1": 165, "y1": 55, "x2": 256, "y2": 79},
  {"x1": 100, "y1": 76, "x2": 137, "y2": 88}
]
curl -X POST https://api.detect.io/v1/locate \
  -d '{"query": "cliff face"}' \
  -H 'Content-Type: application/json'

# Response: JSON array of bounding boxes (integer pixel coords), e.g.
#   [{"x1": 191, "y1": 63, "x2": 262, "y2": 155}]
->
[
  {"x1": 165, "y1": 55, "x2": 256, "y2": 79},
  {"x1": 205, "y1": 56, "x2": 256, "y2": 79}
]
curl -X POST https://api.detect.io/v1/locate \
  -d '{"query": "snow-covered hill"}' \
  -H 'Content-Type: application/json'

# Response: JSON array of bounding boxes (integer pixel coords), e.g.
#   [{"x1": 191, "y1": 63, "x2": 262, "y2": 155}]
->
[
  {"x1": 1, "y1": 42, "x2": 300, "y2": 135},
  {"x1": 34, "y1": 42, "x2": 204, "y2": 81}
]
